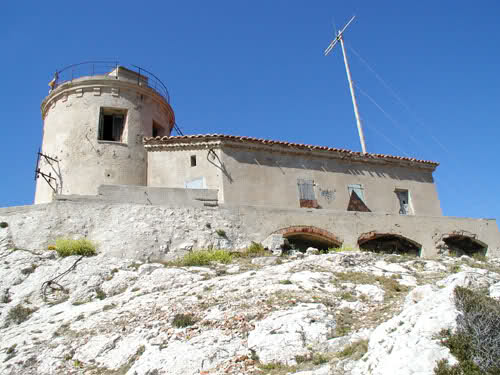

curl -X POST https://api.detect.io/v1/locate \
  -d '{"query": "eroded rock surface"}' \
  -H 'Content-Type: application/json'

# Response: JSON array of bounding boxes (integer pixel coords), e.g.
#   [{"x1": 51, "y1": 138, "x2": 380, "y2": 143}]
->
[{"x1": 1, "y1": 226, "x2": 500, "y2": 374}]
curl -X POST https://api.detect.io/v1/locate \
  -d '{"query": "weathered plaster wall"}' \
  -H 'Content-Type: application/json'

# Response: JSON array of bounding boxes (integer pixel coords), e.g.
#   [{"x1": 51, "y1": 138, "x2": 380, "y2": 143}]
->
[
  {"x1": 220, "y1": 146, "x2": 442, "y2": 216},
  {"x1": 148, "y1": 148, "x2": 224, "y2": 202},
  {"x1": 96, "y1": 185, "x2": 218, "y2": 207},
  {"x1": 1, "y1": 200, "x2": 498, "y2": 260},
  {"x1": 35, "y1": 75, "x2": 174, "y2": 204}
]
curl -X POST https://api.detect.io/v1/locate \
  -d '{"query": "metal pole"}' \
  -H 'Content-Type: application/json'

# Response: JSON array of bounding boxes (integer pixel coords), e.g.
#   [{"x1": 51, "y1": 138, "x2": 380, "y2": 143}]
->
[{"x1": 339, "y1": 34, "x2": 367, "y2": 154}]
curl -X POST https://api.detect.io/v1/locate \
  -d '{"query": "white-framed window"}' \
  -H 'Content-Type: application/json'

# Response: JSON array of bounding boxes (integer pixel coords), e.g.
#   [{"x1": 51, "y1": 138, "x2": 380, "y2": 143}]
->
[
  {"x1": 395, "y1": 189, "x2": 412, "y2": 215},
  {"x1": 98, "y1": 108, "x2": 126, "y2": 142}
]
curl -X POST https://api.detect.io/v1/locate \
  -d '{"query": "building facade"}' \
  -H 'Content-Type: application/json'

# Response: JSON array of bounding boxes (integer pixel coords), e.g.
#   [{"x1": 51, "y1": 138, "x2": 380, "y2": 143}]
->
[{"x1": 144, "y1": 134, "x2": 441, "y2": 216}]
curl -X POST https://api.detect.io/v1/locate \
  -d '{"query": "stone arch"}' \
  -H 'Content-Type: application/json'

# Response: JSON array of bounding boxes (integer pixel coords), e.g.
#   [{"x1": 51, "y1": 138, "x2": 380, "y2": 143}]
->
[
  {"x1": 273, "y1": 226, "x2": 342, "y2": 251},
  {"x1": 436, "y1": 231, "x2": 488, "y2": 257},
  {"x1": 358, "y1": 231, "x2": 422, "y2": 256}
]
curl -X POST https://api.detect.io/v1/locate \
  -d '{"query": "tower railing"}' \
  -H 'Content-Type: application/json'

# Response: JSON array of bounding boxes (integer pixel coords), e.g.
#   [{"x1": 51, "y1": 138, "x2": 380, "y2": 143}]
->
[{"x1": 52, "y1": 61, "x2": 170, "y2": 103}]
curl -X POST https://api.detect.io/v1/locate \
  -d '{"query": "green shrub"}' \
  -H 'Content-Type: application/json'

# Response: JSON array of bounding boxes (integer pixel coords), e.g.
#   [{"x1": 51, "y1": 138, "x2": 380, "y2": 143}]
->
[
  {"x1": 328, "y1": 245, "x2": 355, "y2": 253},
  {"x1": 215, "y1": 229, "x2": 227, "y2": 238},
  {"x1": 175, "y1": 249, "x2": 233, "y2": 267},
  {"x1": 434, "y1": 287, "x2": 500, "y2": 374},
  {"x1": 337, "y1": 339, "x2": 369, "y2": 360},
  {"x1": 0, "y1": 222, "x2": 8, "y2": 228},
  {"x1": 54, "y1": 238, "x2": 97, "y2": 257},
  {"x1": 172, "y1": 313, "x2": 197, "y2": 328},
  {"x1": 8, "y1": 305, "x2": 36, "y2": 325},
  {"x1": 239, "y1": 242, "x2": 267, "y2": 257}
]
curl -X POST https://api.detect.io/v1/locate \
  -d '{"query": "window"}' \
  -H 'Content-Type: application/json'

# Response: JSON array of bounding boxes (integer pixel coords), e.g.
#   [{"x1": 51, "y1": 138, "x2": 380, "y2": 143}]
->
[
  {"x1": 395, "y1": 189, "x2": 412, "y2": 215},
  {"x1": 190, "y1": 155, "x2": 197, "y2": 167},
  {"x1": 347, "y1": 184, "x2": 371, "y2": 212},
  {"x1": 98, "y1": 108, "x2": 126, "y2": 142},
  {"x1": 152, "y1": 120, "x2": 166, "y2": 138},
  {"x1": 347, "y1": 184, "x2": 365, "y2": 203},
  {"x1": 297, "y1": 179, "x2": 319, "y2": 208}
]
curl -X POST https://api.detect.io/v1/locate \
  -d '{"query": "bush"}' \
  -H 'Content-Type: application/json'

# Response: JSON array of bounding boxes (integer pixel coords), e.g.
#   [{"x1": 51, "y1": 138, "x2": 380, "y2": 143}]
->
[
  {"x1": 175, "y1": 249, "x2": 232, "y2": 267},
  {"x1": 337, "y1": 339, "x2": 369, "y2": 360},
  {"x1": 8, "y1": 305, "x2": 36, "y2": 325},
  {"x1": 328, "y1": 245, "x2": 355, "y2": 253},
  {"x1": 172, "y1": 313, "x2": 197, "y2": 328},
  {"x1": 239, "y1": 242, "x2": 267, "y2": 258},
  {"x1": 54, "y1": 238, "x2": 97, "y2": 257},
  {"x1": 434, "y1": 287, "x2": 500, "y2": 374},
  {"x1": 215, "y1": 229, "x2": 227, "y2": 238},
  {"x1": 0, "y1": 222, "x2": 8, "y2": 228}
]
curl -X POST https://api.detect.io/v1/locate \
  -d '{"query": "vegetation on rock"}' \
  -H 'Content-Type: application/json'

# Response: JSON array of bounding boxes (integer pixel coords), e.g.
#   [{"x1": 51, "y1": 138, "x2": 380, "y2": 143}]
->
[
  {"x1": 434, "y1": 286, "x2": 500, "y2": 374},
  {"x1": 53, "y1": 238, "x2": 97, "y2": 257}
]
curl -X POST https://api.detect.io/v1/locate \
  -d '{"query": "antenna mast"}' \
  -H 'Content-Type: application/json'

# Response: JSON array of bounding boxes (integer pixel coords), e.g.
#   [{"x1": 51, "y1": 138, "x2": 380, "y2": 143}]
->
[{"x1": 324, "y1": 16, "x2": 367, "y2": 154}]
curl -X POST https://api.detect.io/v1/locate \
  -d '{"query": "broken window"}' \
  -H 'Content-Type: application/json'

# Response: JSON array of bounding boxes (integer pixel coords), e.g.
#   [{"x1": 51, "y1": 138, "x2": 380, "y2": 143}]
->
[
  {"x1": 297, "y1": 179, "x2": 319, "y2": 208},
  {"x1": 395, "y1": 189, "x2": 412, "y2": 215},
  {"x1": 152, "y1": 120, "x2": 167, "y2": 138},
  {"x1": 98, "y1": 108, "x2": 125, "y2": 142},
  {"x1": 347, "y1": 184, "x2": 371, "y2": 212}
]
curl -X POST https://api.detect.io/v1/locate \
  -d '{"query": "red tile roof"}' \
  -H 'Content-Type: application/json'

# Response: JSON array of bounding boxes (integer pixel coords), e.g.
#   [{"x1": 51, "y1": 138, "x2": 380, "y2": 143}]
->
[{"x1": 143, "y1": 134, "x2": 439, "y2": 168}]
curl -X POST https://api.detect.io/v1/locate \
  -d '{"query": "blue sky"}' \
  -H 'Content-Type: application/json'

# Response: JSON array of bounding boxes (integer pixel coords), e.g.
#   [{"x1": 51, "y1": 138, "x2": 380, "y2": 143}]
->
[{"x1": 1, "y1": 1, "x2": 499, "y2": 220}]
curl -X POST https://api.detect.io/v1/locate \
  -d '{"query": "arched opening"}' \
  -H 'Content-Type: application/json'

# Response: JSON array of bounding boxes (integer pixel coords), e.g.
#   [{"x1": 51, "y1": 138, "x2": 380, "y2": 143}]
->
[
  {"x1": 441, "y1": 235, "x2": 487, "y2": 257},
  {"x1": 358, "y1": 232, "x2": 421, "y2": 256},
  {"x1": 273, "y1": 226, "x2": 342, "y2": 252}
]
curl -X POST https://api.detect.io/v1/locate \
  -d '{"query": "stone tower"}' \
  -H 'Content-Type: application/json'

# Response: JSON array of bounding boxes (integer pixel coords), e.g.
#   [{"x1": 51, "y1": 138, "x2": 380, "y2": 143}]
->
[{"x1": 35, "y1": 63, "x2": 175, "y2": 203}]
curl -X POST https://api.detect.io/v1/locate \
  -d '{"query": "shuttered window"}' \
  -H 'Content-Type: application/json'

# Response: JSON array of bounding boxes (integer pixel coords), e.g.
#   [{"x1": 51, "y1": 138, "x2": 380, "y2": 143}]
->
[{"x1": 297, "y1": 179, "x2": 319, "y2": 208}]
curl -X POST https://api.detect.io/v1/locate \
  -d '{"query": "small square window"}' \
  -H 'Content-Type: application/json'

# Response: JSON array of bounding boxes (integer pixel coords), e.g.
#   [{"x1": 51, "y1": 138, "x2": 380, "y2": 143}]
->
[
  {"x1": 190, "y1": 155, "x2": 197, "y2": 167},
  {"x1": 98, "y1": 108, "x2": 126, "y2": 142}
]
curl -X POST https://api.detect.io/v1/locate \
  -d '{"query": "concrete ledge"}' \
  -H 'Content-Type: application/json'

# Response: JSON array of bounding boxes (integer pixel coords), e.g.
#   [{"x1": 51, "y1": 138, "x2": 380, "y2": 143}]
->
[{"x1": 97, "y1": 184, "x2": 218, "y2": 207}]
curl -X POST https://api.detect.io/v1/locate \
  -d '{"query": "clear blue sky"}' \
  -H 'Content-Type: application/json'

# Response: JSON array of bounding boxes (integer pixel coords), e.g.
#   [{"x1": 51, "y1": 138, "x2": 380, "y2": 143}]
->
[{"x1": 1, "y1": 1, "x2": 499, "y2": 220}]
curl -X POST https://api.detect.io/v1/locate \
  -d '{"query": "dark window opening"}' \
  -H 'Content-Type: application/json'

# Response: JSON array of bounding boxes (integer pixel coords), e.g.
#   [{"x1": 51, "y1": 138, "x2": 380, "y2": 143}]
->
[
  {"x1": 441, "y1": 235, "x2": 487, "y2": 257},
  {"x1": 152, "y1": 120, "x2": 166, "y2": 138},
  {"x1": 358, "y1": 233, "x2": 421, "y2": 256},
  {"x1": 98, "y1": 109, "x2": 125, "y2": 142},
  {"x1": 190, "y1": 155, "x2": 197, "y2": 167}
]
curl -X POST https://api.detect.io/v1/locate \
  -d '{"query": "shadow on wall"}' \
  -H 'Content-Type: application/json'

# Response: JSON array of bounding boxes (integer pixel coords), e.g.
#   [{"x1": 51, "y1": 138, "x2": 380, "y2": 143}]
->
[
  {"x1": 358, "y1": 232, "x2": 422, "y2": 256},
  {"x1": 225, "y1": 148, "x2": 433, "y2": 183}
]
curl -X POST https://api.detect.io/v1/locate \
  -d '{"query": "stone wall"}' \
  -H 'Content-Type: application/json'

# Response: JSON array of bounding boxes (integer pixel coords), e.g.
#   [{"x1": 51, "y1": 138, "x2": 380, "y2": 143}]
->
[{"x1": 1, "y1": 199, "x2": 499, "y2": 260}]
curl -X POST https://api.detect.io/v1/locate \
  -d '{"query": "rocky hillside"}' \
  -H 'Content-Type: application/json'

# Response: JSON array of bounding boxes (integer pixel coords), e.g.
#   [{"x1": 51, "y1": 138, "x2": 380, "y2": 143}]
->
[{"x1": 1, "y1": 224, "x2": 500, "y2": 375}]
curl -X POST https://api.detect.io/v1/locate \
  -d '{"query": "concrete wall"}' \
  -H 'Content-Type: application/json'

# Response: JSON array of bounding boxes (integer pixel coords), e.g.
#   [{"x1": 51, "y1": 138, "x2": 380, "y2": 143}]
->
[
  {"x1": 35, "y1": 75, "x2": 175, "y2": 204},
  {"x1": 220, "y1": 146, "x2": 442, "y2": 216},
  {"x1": 148, "y1": 148, "x2": 224, "y2": 202},
  {"x1": 1, "y1": 200, "x2": 498, "y2": 260},
  {"x1": 96, "y1": 184, "x2": 218, "y2": 207}
]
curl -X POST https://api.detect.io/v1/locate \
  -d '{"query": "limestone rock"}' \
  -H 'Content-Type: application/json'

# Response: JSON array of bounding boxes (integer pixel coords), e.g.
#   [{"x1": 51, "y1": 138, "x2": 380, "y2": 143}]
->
[{"x1": 247, "y1": 303, "x2": 335, "y2": 365}]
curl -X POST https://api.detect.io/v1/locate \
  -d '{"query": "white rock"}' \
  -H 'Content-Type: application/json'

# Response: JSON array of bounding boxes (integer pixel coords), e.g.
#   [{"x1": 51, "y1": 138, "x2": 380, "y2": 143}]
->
[
  {"x1": 355, "y1": 284, "x2": 385, "y2": 302},
  {"x1": 306, "y1": 247, "x2": 320, "y2": 255},
  {"x1": 248, "y1": 303, "x2": 335, "y2": 365}
]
